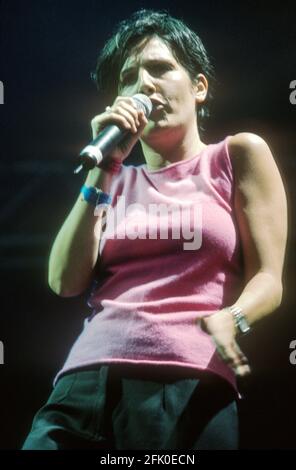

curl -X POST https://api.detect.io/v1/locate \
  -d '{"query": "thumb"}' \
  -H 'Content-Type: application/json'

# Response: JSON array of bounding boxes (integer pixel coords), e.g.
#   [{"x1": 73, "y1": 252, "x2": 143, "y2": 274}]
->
[{"x1": 119, "y1": 118, "x2": 147, "y2": 155}]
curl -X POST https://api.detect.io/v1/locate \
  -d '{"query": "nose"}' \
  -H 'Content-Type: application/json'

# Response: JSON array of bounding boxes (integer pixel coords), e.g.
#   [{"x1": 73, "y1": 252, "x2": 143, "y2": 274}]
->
[{"x1": 136, "y1": 68, "x2": 156, "y2": 95}]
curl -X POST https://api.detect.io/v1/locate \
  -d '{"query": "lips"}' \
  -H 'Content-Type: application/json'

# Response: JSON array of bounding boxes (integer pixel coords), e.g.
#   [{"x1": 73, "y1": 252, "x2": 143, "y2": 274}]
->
[
  {"x1": 153, "y1": 103, "x2": 164, "y2": 110},
  {"x1": 148, "y1": 97, "x2": 167, "y2": 120},
  {"x1": 150, "y1": 101, "x2": 165, "y2": 118},
  {"x1": 150, "y1": 98, "x2": 166, "y2": 108}
]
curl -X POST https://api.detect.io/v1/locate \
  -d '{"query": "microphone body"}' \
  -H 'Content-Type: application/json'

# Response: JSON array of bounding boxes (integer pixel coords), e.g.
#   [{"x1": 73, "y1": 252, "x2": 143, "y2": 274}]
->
[{"x1": 77, "y1": 94, "x2": 152, "y2": 172}]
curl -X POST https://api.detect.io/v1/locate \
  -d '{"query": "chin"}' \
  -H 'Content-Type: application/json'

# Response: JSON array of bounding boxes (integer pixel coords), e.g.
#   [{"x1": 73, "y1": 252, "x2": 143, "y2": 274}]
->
[
  {"x1": 144, "y1": 121, "x2": 169, "y2": 137},
  {"x1": 150, "y1": 116, "x2": 171, "y2": 128}
]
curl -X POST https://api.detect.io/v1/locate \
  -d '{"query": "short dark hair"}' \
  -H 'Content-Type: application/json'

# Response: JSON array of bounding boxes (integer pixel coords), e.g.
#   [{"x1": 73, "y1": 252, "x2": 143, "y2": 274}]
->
[{"x1": 92, "y1": 9, "x2": 215, "y2": 133}]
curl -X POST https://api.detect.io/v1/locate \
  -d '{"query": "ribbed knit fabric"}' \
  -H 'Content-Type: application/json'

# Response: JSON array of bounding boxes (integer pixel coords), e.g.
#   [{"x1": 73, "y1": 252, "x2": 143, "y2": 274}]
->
[{"x1": 54, "y1": 136, "x2": 244, "y2": 392}]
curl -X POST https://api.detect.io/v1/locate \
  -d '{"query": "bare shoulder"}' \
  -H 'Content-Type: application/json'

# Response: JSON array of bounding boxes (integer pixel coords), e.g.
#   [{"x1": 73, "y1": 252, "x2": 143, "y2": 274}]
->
[
  {"x1": 227, "y1": 132, "x2": 286, "y2": 200},
  {"x1": 228, "y1": 131, "x2": 268, "y2": 149},
  {"x1": 227, "y1": 132, "x2": 275, "y2": 168}
]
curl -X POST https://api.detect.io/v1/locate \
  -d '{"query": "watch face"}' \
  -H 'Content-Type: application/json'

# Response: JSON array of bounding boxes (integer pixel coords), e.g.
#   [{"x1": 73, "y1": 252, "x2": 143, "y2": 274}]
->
[{"x1": 236, "y1": 314, "x2": 251, "y2": 335}]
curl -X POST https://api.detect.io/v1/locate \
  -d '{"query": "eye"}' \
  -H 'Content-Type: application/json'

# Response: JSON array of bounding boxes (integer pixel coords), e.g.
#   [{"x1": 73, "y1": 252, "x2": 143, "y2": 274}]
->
[
  {"x1": 119, "y1": 73, "x2": 136, "y2": 87},
  {"x1": 118, "y1": 63, "x2": 173, "y2": 89},
  {"x1": 149, "y1": 63, "x2": 172, "y2": 75}
]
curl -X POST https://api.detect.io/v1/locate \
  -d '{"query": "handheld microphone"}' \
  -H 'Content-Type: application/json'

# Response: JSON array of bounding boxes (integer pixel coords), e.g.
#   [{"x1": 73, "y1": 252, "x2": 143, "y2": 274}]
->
[{"x1": 74, "y1": 94, "x2": 152, "y2": 174}]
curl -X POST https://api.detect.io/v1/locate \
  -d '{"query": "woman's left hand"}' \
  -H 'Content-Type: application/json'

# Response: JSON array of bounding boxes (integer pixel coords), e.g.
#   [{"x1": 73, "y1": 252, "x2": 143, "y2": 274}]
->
[{"x1": 200, "y1": 309, "x2": 251, "y2": 377}]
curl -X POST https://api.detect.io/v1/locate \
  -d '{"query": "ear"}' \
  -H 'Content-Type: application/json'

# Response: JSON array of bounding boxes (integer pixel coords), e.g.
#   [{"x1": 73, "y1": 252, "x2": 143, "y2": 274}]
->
[{"x1": 193, "y1": 73, "x2": 208, "y2": 104}]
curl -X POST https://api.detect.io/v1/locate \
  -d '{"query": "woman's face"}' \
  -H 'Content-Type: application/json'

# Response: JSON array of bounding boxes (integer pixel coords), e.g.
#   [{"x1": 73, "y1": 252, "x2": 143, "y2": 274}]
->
[{"x1": 117, "y1": 36, "x2": 207, "y2": 143}]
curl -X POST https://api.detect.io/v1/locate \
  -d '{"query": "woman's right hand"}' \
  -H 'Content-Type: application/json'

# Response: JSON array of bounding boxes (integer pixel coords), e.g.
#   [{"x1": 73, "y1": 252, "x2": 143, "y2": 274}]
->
[{"x1": 90, "y1": 95, "x2": 148, "y2": 163}]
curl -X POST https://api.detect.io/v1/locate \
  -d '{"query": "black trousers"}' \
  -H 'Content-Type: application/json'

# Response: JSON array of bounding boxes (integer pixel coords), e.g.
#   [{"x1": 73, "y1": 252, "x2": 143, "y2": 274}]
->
[{"x1": 22, "y1": 365, "x2": 239, "y2": 450}]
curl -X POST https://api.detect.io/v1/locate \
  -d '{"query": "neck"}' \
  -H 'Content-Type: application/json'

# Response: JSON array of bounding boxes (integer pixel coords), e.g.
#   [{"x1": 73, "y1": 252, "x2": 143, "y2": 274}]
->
[{"x1": 140, "y1": 123, "x2": 207, "y2": 171}]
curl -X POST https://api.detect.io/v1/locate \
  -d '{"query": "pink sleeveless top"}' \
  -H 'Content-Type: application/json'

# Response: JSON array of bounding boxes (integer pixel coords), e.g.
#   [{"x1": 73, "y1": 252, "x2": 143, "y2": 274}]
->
[{"x1": 54, "y1": 136, "x2": 244, "y2": 392}]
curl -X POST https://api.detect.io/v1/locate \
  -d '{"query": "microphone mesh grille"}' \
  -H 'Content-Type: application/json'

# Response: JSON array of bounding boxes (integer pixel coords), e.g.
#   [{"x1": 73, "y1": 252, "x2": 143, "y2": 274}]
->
[{"x1": 132, "y1": 94, "x2": 153, "y2": 117}]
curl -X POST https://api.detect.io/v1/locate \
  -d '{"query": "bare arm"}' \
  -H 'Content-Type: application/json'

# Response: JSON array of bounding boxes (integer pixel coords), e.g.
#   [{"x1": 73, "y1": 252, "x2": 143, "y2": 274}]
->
[
  {"x1": 201, "y1": 132, "x2": 288, "y2": 375},
  {"x1": 48, "y1": 96, "x2": 148, "y2": 297},
  {"x1": 48, "y1": 168, "x2": 114, "y2": 297}
]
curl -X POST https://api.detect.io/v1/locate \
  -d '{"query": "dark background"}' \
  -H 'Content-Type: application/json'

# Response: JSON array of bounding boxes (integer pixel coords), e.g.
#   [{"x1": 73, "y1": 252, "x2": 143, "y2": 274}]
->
[{"x1": 0, "y1": 0, "x2": 295, "y2": 450}]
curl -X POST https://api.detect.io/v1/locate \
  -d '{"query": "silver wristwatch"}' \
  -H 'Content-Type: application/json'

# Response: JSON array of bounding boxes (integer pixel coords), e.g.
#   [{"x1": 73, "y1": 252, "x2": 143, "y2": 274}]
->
[{"x1": 228, "y1": 305, "x2": 251, "y2": 335}]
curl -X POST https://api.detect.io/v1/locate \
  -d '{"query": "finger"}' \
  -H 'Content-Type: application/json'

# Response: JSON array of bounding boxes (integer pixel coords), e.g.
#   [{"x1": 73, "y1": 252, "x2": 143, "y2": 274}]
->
[
  {"x1": 114, "y1": 96, "x2": 140, "y2": 119},
  {"x1": 123, "y1": 111, "x2": 148, "y2": 144},
  {"x1": 215, "y1": 344, "x2": 238, "y2": 366},
  {"x1": 102, "y1": 111, "x2": 133, "y2": 132},
  {"x1": 114, "y1": 96, "x2": 138, "y2": 109},
  {"x1": 135, "y1": 111, "x2": 148, "y2": 134},
  {"x1": 115, "y1": 101, "x2": 141, "y2": 125},
  {"x1": 215, "y1": 342, "x2": 248, "y2": 368},
  {"x1": 217, "y1": 343, "x2": 251, "y2": 377},
  {"x1": 232, "y1": 341, "x2": 250, "y2": 365},
  {"x1": 112, "y1": 102, "x2": 145, "y2": 133},
  {"x1": 116, "y1": 96, "x2": 150, "y2": 126},
  {"x1": 113, "y1": 105, "x2": 139, "y2": 133},
  {"x1": 91, "y1": 114, "x2": 131, "y2": 138},
  {"x1": 217, "y1": 350, "x2": 251, "y2": 377},
  {"x1": 138, "y1": 109, "x2": 148, "y2": 125},
  {"x1": 234, "y1": 364, "x2": 251, "y2": 377}
]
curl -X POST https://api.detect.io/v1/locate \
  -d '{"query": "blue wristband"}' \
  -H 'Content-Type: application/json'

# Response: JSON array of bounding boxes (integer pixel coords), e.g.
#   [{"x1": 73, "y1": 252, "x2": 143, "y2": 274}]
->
[
  {"x1": 97, "y1": 191, "x2": 112, "y2": 205},
  {"x1": 81, "y1": 185, "x2": 98, "y2": 206},
  {"x1": 81, "y1": 185, "x2": 111, "y2": 207}
]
